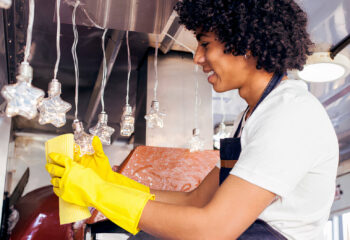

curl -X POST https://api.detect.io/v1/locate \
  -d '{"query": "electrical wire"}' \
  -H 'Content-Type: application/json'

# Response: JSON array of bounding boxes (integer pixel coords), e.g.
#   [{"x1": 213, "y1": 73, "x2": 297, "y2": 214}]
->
[
  {"x1": 194, "y1": 65, "x2": 200, "y2": 129},
  {"x1": 100, "y1": 28, "x2": 108, "y2": 113},
  {"x1": 53, "y1": 0, "x2": 61, "y2": 79},
  {"x1": 81, "y1": 7, "x2": 104, "y2": 29},
  {"x1": 220, "y1": 94, "x2": 226, "y2": 123},
  {"x1": 125, "y1": 31, "x2": 131, "y2": 106},
  {"x1": 71, "y1": 0, "x2": 80, "y2": 120},
  {"x1": 153, "y1": 34, "x2": 159, "y2": 100},
  {"x1": 164, "y1": 33, "x2": 201, "y2": 129},
  {"x1": 63, "y1": 0, "x2": 103, "y2": 29},
  {"x1": 164, "y1": 33, "x2": 195, "y2": 56},
  {"x1": 23, "y1": 0, "x2": 35, "y2": 63}
]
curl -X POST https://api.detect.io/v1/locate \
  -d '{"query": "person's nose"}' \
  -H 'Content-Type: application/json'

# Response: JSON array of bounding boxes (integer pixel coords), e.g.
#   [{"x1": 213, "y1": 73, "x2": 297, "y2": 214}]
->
[{"x1": 193, "y1": 46, "x2": 205, "y2": 66}]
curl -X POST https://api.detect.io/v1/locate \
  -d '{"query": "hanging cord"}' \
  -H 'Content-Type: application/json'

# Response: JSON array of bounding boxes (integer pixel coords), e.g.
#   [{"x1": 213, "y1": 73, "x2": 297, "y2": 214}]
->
[
  {"x1": 164, "y1": 33, "x2": 195, "y2": 55},
  {"x1": 220, "y1": 95, "x2": 226, "y2": 123},
  {"x1": 125, "y1": 31, "x2": 131, "y2": 106},
  {"x1": 23, "y1": 0, "x2": 35, "y2": 63},
  {"x1": 100, "y1": 28, "x2": 108, "y2": 113},
  {"x1": 164, "y1": 33, "x2": 201, "y2": 129},
  {"x1": 64, "y1": 0, "x2": 103, "y2": 29},
  {"x1": 81, "y1": 7, "x2": 104, "y2": 29},
  {"x1": 71, "y1": 0, "x2": 80, "y2": 120},
  {"x1": 153, "y1": 34, "x2": 159, "y2": 101},
  {"x1": 53, "y1": 0, "x2": 61, "y2": 79},
  {"x1": 194, "y1": 65, "x2": 200, "y2": 129}
]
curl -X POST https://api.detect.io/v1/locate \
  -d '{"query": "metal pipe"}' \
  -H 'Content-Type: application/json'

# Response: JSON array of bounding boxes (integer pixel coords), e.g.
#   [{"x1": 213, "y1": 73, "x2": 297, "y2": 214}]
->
[
  {"x1": 330, "y1": 34, "x2": 350, "y2": 59},
  {"x1": 159, "y1": 16, "x2": 184, "y2": 54},
  {"x1": 322, "y1": 83, "x2": 350, "y2": 107}
]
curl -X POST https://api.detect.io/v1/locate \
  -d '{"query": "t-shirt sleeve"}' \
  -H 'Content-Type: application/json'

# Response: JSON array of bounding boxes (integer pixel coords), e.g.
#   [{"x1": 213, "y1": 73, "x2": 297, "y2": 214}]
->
[{"x1": 230, "y1": 96, "x2": 329, "y2": 197}]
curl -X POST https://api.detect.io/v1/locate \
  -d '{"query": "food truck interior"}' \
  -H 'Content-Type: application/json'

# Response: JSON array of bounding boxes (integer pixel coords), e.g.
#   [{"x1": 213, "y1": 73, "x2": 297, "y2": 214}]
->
[{"x1": 0, "y1": 0, "x2": 350, "y2": 239}]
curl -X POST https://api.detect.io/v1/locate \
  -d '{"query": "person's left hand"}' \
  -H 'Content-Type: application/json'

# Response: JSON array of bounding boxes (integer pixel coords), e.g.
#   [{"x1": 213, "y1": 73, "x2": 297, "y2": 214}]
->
[
  {"x1": 46, "y1": 152, "x2": 155, "y2": 235},
  {"x1": 46, "y1": 152, "x2": 104, "y2": 207}
]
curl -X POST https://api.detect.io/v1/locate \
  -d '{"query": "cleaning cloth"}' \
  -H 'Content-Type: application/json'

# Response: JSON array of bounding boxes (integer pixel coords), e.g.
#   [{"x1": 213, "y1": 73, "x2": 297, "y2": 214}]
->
[{"x1": 45, "y1": 133, "x2": 91, "y2": 224}]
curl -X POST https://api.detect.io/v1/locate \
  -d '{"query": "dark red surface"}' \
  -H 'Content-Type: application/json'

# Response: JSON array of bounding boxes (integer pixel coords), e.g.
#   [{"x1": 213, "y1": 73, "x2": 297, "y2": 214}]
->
[
  {"x1": 86, "y1": 146, "x2": 219, "y2": 224},
  {"x1": 10, "y1": 186, "x2": 73, "y2": 240}
]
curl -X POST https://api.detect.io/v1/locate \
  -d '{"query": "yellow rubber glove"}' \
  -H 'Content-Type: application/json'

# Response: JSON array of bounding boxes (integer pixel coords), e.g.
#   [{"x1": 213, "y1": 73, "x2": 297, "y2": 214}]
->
[
  {"x1": 46, "y1": 152, "x2": 154, "y2": 235},
  {"x1": 75, "y1": 136, "x2": 149, "y2": 193}
]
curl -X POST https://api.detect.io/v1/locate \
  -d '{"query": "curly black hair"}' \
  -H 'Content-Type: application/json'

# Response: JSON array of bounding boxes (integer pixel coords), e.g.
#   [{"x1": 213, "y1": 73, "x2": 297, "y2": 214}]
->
[{"x1": 175, "y1": 0, "x2": 313, "y2": 73}]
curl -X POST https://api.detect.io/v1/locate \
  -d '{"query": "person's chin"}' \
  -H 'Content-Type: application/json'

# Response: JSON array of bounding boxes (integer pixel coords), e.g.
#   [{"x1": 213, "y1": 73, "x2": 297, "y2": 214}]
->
[{"x1": 212, "y1": 83, "x2": 226, "y2": 93}]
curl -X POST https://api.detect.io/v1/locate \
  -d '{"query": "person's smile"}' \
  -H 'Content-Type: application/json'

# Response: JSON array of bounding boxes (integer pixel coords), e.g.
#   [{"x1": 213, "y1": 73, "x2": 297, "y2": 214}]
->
[{"x1": 203, "y1": 68, "x2": 218, "y2": 84}]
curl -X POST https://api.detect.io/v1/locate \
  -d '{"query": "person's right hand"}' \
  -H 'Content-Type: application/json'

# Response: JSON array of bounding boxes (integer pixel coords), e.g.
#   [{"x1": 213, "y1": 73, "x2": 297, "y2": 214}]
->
[{"x1": 74, "y1": 136, "x2": 112, "y2": 179}]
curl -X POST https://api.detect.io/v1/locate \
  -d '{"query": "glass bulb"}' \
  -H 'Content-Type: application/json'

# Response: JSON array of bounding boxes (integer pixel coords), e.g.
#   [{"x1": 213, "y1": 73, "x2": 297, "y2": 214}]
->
[
  {"x1": 72, "y1": 120, "x2": 94, "y2": 156},
  {"x1": 0, "y1": 0, "x2": 11, "y2": 9},
  {"x1": 1, "y1": 62, "x2": 44, "y2": 119},
  {"x1": 120, "y1": 104, "x2": 134, "y2": 137},
  {"x1": 38, "y1": 79, "x2": 72, "y2": 127},
  {"x1": 89, "y1": 112, "x2": 115, "y2": 145},
  {"x1": 213, "y1": 122, "x2": 230, "y2": 149},
  {"x1": 144, "y1": 100, "x2": 166, "y2": 128},
  {"x1": 189, "y1": 128, "x2": 204, "y2": 152}
]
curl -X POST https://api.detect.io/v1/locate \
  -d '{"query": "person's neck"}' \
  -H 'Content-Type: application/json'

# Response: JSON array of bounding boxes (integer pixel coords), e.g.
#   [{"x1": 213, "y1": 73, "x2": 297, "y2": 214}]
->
[{"x1": 238, "y1": 71, "x2": 274, "y2": 112}]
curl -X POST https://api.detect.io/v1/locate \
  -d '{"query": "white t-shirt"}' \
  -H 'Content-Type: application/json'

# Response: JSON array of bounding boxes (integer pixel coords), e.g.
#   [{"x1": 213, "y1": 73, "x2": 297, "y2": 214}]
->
[{"x1": 216, "y1": 79, "x2": 339, "y2": 240}]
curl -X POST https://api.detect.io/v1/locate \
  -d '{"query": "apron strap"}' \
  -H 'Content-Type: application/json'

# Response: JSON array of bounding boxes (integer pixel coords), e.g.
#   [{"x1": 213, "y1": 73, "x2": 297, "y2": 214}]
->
[{"x1": 232, "y1": 73, "x2": 284, "y2": 138}]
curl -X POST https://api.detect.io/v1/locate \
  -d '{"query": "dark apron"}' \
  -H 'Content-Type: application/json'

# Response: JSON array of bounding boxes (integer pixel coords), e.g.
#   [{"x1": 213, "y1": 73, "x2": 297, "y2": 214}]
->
[{"x1": 219, "y1": 73, "x2": 287, "y2": 240}]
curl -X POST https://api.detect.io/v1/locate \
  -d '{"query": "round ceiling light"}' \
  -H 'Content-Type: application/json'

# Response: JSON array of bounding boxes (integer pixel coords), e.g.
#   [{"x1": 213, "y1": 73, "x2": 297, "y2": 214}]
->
[{"x1": 297, "y1": 52, "x2": 350, "y2": 82}]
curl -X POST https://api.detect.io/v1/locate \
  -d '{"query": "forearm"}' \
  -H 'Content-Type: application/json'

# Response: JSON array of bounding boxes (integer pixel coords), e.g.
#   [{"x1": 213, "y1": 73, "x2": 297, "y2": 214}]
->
[
  {"x1": 138, "y1": 175, "x2": 269, "y2": 240},
  {"x1": 151, "y1": 189, "x2": 193, "y2": 206},
  {"x1": 151, "y1": 167, "x2": 220, "y2": 207},
  {"x1": 139, "y1": 200, "x2": 212, "y2": 240},
  {"x1": 151, "y1": 188, "x2": 213, "y2": 207}
]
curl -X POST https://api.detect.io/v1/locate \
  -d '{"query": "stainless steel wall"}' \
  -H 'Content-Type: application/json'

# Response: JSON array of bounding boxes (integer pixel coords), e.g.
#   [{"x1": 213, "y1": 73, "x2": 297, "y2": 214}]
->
[
  {"x1": 0, "y1": 9, "x2": 8, "y2": 97},
  {"x1": 59, "y1": 0, "x2": 177, "y2": 34},
  {"x1": 146, "y1": 51, "x2": 213, "y2": 149},
  {"x1": 0, "y1": 9, "x2": 11, "y2": 226},
  {"x1": 0, "y1": 118, "x2": 11, "y2": 227}
]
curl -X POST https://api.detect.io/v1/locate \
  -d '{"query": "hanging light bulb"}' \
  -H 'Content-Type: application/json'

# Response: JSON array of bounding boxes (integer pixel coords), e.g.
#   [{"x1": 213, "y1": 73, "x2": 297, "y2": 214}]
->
[
  {"x1": 120, "y1": 31, "x2": 135, "y2": 137},
  {"x1": 38, "y1": 79, "x2": 71, "y2": 127},
  {"x1": 163, "y1": 34, "x2": 204, "y2": 152},
  {"x1": 1, "y1": 0, "x2": 44, "y2": 119},
  {"x1": 120, "y1": 104, "x2": 134, "y2": 137},
  {"x1": 72, "y1": 119, "x2": 94, "y2": 156},
  {"x1": 37, "y1": 0, "x2": 71, "y2": 128},
  {"x1": 187, "y1": 64, "x2": 203, "y2": 152},
  {"x1": 89, "y1": 29, "x2": 115, "y2": 144},
  {"x1": 1, "y1": 62, "x2": 44, "y2": 119},
  {"x1": 213, "y1": 122, "x2": 230, "y2": 149},
  {"x1": 145, "y1": 100, "x2": 166, "y2": 128},
  {"x1": 144, "y1": 35, "x2": 166, "y2": 128},
  {"x1": 213, "y1": 95, "x2": 230, "y2": 149},
  {"x1": 189, "y1": 128, "x2": 204, "y2": 152},
  {"x1": 68, "y1": 1, "x2": 93, "y2": 156},
  {"x1": 89, "y1": 112, "x2": 115, "y2": 145}
]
